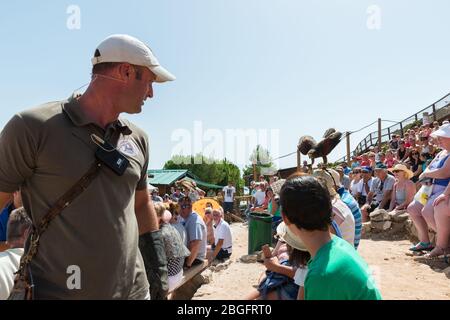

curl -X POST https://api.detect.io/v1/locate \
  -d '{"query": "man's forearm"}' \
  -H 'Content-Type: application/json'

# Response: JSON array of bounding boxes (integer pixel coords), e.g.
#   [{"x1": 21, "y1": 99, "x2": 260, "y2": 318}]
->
[
  {"x1": 135, "y1": 199, "x2": 159, "y2": 235},
  {"x1": 211, "y1": 240, "x2": 224, "y2": 260},
  {"x1": 187, "y1": 241, "x2": 201, "y2": 265}
]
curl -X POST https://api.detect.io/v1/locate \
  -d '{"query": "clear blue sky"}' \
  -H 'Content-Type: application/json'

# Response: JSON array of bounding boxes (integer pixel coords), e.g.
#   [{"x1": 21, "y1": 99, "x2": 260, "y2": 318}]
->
[{"x1": 1, "y1": 1, "x2": 449, "y2": 172}]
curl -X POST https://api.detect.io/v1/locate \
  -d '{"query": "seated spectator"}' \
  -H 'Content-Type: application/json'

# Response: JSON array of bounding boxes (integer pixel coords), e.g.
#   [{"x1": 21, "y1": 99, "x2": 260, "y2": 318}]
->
[
  {"x1": 361, "y1": 164, "x2": 396, "y2": 222},
  {"x1": 384, "y1": 150, "x2": 396, "y2": 168},
  {"x1": 168, "y1": 202, "x2": 187, "y2": 246},
  {"x1": 427, "y1": 182, "x2": 450, "y2": 258},
  {"x1": 351, "y1": 156, "x2": 361, "y2": 169},
  {"x1": 408, "y1": 124, "x2": 450, "y2": 253},
  {"x1": 377, "y1": 152, "x2": 386, "y2": 165},
  {"x1": 360, "y1": 154, "x2": 371, "y2": 167},
  {"x1": 355, "y1": 167, "x2": 374, "y2": 209},
  {"x1": 335, "y1": 166, "x2": 350, "y2": 190},
  {"x1": 279, "y1": 175, "x2": 381, "y2": 300},
  {"x1": 151, "y1": 188, "x2": 163, "y2": 202},
  {"x1": 405, "y1": 136, "x2": 412, "y2": 148},
  {"x1": 203, "y1": 207, "x2": 215, "y2": 246},
  {"x1": 367, "y1": 152, "x2": 376, "y2": 169},
  {"x1": 320, "y1": 169, "x2": 362, "y2": 249},
  {"x1": 246, "y1": 222, "x2": 309, "y2": 300},
  {"x1": 179, "y1": 197, "x2": 207, "y2": 268},
  {"x1": 349, "y1": 167, "x2": 362, "y2": 197},
  {"x1": 387, "y1": 164, "x2": 416, "y2": 212},
  {"x1": 408, "y1": 149, "x2": 424, "y2": 183},
  {"x1": 432, "y1": 121, "x2": 440, "y2": 132},
  {"x1": 313, "y1": 169, "x2": 355, "y2": 247},
  {"x1": 0, "y1": 207, "x2": 32, "y2": 300},
  {"x1": 208, "y1": 208, "x2": 233, "y2": 263},
  {"x1": 389, "y1": 134, "x2": 399, "y2": 150},
  {"x1": 153, "y1": 203, "x2": 190, "y2": 293},
  {"x1": 171, "y1": 187, "x2": 185, "y2": 202},
  {"x1": 397, "y1": 140, "x2": 410, "y2": 162},
  {"x1": 418, "y1": 135, "x2": 434, "y2": 158},
  {"x1": 341, "y1": 162, "x2": 352, "y2": 176},
  {"x1": 252, "y1": 183, "x2": 266, "y2": 208}
]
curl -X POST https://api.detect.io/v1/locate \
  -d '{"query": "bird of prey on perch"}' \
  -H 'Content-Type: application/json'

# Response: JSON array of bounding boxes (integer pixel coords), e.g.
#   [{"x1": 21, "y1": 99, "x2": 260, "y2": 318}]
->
[{"x1": 298, "y1": 128, "x2": 343, "y2": 166}]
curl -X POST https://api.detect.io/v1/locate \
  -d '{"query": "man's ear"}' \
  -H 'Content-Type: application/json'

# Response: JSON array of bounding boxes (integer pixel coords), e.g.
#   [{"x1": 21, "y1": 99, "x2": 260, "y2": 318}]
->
[{"x1": 281, "y1": 211, "x2": 291, "y2": 226}]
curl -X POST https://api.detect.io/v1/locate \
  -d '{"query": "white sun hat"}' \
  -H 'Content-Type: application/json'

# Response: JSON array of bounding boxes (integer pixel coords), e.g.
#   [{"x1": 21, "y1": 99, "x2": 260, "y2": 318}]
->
[
  {"x1": 430, "y1": 123, "x2": 450, "y2": 139},
  {"x1": 92, "y1": 34, "x2": 175, "y2": 83}
]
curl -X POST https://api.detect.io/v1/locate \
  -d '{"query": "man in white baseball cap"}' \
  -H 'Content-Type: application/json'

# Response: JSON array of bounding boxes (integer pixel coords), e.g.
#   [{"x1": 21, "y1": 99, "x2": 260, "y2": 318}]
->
[
  {"x1": 0, "y1": 34, "x2": 174, "y2": 300},
  {"x1": 92, "y1": 34, "x2": 175, "y2": 83}
]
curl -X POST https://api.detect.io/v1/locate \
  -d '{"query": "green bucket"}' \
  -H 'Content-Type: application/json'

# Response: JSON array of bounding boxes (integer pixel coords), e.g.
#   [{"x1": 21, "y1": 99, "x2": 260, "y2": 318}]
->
[{"x1": 248, "y1": 212, "x2": 273, "y2": 254}]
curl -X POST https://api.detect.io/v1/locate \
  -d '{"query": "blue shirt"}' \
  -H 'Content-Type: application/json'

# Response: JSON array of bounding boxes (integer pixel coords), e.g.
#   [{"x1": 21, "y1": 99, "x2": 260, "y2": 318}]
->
[
  {"x1": 338, "y1": 188, "x2": 362, "y2": 250},
  {"x1": 0, "y1": 203, "x2": 14, "y2": 242}
]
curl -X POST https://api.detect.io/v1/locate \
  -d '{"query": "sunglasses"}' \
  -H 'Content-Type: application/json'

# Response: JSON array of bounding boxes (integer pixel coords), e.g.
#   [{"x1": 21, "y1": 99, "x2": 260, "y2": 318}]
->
[
  {"x1": 181, "y1": 204, "x2": 191, "y2": 209},
  {"x1": 392, "y1": 170, "x2": 401, "y2": 173}
]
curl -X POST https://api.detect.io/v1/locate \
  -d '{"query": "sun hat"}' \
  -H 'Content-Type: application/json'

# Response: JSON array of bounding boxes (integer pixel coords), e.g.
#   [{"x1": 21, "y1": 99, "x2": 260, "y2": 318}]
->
[
  {"x1": 430, "y1": 123, "x2": 450, "y2": 139},
  {"x1": 276, "y1": 222, "x2": 308, "y2": 252},
  {"x1": 388, "y1": 164, "x2": 414, "y2": 179},
  {"x1": 361, "y1": 166, "x2": 373, "y2": 173},
  {"x1": 92, "y1": 34, "x2": 175, "y2": 83},
  {"x1": 374, "y1": 163, "x2": 387, "y2": 170},
  {"x1": 312, "y1": 169, "x2": 341, "y2": 197}
]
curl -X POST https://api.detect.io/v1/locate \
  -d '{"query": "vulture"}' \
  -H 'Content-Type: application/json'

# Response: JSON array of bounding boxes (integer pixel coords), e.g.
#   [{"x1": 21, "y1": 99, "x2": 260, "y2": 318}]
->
[{"x1": 298, "y1": 128, "x2": 343, "y2": 166}]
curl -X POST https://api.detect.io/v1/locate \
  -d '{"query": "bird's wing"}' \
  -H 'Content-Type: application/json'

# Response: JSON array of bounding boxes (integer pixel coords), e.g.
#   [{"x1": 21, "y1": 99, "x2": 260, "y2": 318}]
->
[
  {"x1": 323, "y1": 128, "x2": 336, "y2": 138},
  {"x1": 298, "y1": 136, "x2": 317, "y2": 155},
  {"x1": 317, "y1": 131, "x2": 343, "y2": 156}
]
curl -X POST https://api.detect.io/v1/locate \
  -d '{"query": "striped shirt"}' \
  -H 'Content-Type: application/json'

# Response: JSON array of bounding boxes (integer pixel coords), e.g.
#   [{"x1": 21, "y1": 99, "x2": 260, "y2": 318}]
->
[{"x1": 338, "y1": 188, "x2": 362, "y2": 250}]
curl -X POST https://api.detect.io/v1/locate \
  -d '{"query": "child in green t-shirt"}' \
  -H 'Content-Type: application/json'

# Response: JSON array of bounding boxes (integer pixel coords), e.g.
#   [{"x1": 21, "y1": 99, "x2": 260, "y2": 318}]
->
[{"x1": 279, "y1": 175, "x2": 382, "y2": 300}]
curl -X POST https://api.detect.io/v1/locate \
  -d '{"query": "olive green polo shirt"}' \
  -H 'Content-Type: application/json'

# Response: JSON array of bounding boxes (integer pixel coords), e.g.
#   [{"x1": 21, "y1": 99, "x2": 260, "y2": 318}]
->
[{"x1": 0, "y1": 96, "x2": 150, "y2": 299}]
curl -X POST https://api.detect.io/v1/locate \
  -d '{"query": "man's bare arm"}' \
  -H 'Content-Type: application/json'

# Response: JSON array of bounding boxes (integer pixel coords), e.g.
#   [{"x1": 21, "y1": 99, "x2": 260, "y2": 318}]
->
[{"x1": 134, "y1": 189, "x2": 159, "y2": 235}]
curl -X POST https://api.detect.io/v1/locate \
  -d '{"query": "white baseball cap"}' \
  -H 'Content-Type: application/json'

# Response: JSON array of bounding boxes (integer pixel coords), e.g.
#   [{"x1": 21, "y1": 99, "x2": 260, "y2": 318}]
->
[
  {"x1": 91, "y1": 34, "x2": 175, "y2": 83},
  {"x1": 431, "y1": 123, "x2": 450, "y2": 139}
]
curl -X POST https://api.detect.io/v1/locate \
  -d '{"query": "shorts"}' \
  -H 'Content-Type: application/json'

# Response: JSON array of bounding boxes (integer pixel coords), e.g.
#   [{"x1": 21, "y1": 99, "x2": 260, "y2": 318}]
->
[
  {"x1": 223, "y1": 202, "x2": 234, "y2": 213},
  {"x1": 258, "y1": 261, "x2": 299, "y2": 300}
]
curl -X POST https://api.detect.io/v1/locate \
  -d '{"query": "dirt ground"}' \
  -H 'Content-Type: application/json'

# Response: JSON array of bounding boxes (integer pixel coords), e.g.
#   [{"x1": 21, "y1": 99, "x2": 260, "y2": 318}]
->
[{"x1": 194, "y1": 222, "x2": 450, "y2": 300}]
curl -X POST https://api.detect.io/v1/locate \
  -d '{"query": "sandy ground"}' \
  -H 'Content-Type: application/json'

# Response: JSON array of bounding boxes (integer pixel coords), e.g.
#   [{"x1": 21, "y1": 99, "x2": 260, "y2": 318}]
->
[{"x1": 194, "y1": 223, "x2": 450, "y2": 300}]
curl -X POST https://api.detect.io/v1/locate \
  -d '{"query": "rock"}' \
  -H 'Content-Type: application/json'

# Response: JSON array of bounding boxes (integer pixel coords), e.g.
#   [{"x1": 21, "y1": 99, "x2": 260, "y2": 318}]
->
[
  {"x1": 201, "y1": 269, "x2": 213, "y2": 284},
  {"x1": 405, "y1": 219, "x2": 419, "y2": 239},
  {"x1": 390, "y1": 212, "x2": 409, "y2": 223},
  {"x1": 370, "y1": 209, "x2": 390, "y2": 222},
  {"x1": 371, "y1": 220, "x2": 392, "y2": 231},
  {"x1": 240, "y1": 254, "x2": 257, "y2": 263},
  {"x1": 361, "y1": 222, "x2": 372, "y2": 235},
  {"x1": 390, "y1": 221, "x2": 406, "y2": 234},
  {"x1": 443, "y1": 267, "x2": 450, "y2": 277}
]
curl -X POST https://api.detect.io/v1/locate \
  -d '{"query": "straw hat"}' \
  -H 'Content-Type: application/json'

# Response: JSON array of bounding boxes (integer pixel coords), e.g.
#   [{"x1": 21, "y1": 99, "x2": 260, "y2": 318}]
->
[
  {"x1": 276, "y1": 222, "x2": 308, "y2": 252},
  {"x1": 312, "y1": 169, "x2": 341, "y2": 197},
  {"x1": 388, "y1": 164, "x2": 414, "y2": 180}
]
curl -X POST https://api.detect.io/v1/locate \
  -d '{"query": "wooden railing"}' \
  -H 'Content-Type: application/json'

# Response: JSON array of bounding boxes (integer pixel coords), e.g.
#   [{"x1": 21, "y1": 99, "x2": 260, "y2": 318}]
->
[{"x1": 336, "y1": 92, "x2": 450, "y2": 163}]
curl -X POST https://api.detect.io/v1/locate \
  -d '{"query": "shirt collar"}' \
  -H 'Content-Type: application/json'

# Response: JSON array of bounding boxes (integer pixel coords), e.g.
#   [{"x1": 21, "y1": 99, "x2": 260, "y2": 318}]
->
[{"x1": 62, "y1": 95, "x2": 132, "y2": 135}]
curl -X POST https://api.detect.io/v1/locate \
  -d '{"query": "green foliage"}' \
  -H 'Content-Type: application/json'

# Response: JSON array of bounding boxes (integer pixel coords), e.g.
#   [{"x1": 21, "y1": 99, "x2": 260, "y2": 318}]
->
[
  {"x1": 243, "y1": 145, "x2": 277, "y2": 183},
  {"x1": 163, "y1": 154, "x2": 244, "y2": 195}
]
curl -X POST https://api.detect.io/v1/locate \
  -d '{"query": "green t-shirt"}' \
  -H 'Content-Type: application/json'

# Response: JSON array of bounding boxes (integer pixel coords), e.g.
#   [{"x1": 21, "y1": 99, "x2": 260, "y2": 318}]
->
[
  {"x1": 305, "y1": 236, "x2": 382, "y2": 300},
  {"x1": 268, "y1": 200, "x2": 281, "y2": 217}
]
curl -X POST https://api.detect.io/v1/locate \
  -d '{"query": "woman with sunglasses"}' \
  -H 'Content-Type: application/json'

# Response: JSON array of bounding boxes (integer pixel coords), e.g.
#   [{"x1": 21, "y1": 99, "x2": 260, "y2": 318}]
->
[
  {"x1": 388, "y1": 164, "x2": 416, "y2": 213},
  {"x1": 407, "y1": 124, "x2": 450, "y2": 254},
  {"x1": 408, "y1": 149, "x2": 423, "y2": 183}
]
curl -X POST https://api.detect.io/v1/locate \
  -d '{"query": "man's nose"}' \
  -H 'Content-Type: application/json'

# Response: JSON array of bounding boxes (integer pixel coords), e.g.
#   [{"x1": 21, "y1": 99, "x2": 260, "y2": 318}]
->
[{"x1": 146, "y1": 83, "x2": 153, "y2": 99}]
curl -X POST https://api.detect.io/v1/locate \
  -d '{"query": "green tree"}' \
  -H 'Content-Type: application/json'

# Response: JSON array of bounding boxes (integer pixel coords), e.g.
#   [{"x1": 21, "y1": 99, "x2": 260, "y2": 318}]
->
[
  {"x1": 243, "y1": 145, "x2": 277, "y2": 183},
  {"x1": 163, "y1": 154, "x2": 244, "y2": 195}
]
